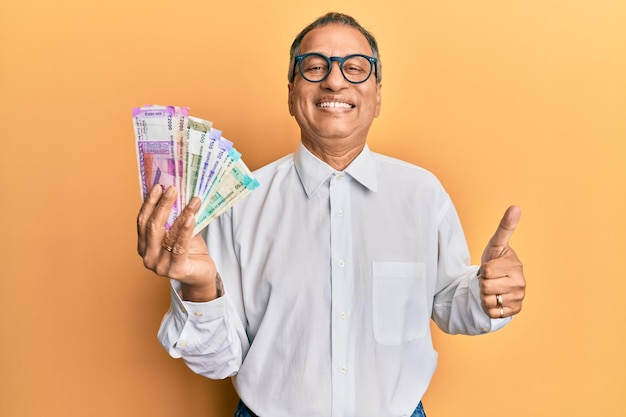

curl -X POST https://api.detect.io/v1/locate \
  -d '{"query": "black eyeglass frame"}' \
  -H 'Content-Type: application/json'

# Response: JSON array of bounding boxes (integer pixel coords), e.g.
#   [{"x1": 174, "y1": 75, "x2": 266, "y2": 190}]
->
[{"x1": 293, "y1": 53, "x2": 378, "y2": 84}]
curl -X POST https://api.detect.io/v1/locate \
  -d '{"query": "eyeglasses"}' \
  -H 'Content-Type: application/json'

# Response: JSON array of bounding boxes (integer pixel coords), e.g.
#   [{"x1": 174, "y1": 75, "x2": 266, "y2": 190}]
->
[{"x1": 293, "y1": 53, "x2": 377, "y2": 84}]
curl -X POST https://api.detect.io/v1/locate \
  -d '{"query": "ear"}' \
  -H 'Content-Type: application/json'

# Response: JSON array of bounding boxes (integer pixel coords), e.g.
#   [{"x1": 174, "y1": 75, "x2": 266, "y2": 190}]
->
[
  {"x1": 374, "y1": 82, "x2": 382, "y2": 117},
  {"x1": 288, "y1": 83, "x2": 295, "y2": 116}
]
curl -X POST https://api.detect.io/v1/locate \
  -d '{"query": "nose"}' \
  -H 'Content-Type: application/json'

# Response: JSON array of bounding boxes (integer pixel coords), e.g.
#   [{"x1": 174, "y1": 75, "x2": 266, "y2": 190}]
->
[{"x1": 320, "y1": 62, "x2": 348, "y2": 89}]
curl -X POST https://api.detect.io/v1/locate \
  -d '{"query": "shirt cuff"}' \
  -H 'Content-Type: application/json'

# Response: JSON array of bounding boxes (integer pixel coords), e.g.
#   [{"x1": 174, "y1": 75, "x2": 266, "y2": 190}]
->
[{"x1": 170, "y1": 279, "x2": 227, "y2": 322}]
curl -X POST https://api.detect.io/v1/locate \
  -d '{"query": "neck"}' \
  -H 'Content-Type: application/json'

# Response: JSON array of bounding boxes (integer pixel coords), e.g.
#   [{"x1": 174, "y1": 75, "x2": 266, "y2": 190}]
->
[{"x1": 302, "y1": 137, "x2": 365, "y2": 170}]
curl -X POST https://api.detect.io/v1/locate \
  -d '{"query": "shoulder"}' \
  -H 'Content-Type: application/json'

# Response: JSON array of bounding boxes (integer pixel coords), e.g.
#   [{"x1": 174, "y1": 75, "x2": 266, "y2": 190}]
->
[
  {"x1": 251, "y1": 153, "x2": 295, "y2": 182},
  {"x1": 218, "y1": 153, "x2": 295, "y2": 222},
  {"x1": 236, "y1": 153, "x2": 298, "y2": 206},
  {"x1": 371, "y1": 151, "x2": 443, "y2": 189},
  {"x1": 370, "y1": 151, "x2": 453, "y2": 221}
]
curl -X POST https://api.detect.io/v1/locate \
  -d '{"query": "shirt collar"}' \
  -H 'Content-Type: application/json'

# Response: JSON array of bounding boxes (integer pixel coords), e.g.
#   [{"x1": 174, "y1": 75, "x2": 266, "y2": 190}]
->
[{"x1": 294, "y1": 143, "x2": 378, "y2": 197}]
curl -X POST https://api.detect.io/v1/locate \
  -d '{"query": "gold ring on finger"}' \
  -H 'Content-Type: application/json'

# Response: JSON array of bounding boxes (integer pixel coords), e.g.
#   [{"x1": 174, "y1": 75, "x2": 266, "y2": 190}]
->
[
  {"x1": 162, "y1": 243, "x2": 173, "y2": 252},
  {"x1": 496, "y1": 294, "x2": 503, "y2": 309},
  {"x1": 499, "y1": 307, "x2": 504, "y2": 318}
]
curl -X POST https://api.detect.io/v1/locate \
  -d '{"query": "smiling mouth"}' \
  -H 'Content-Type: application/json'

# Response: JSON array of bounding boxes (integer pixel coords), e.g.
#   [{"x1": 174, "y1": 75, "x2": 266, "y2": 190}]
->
[{"x1": 317, "y1": 101, "x2": 355, "y2": 109}]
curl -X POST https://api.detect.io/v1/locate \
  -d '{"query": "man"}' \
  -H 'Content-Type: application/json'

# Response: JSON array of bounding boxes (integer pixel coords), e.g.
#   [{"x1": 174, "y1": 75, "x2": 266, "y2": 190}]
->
[{"x1": 137, "y1": 12, "x2": 526, "y2": 417}]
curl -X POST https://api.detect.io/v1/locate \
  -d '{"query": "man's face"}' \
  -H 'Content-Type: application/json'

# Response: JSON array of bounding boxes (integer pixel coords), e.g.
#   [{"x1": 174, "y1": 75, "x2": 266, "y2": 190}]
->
[{"x1": 288, "y1": 24, "x2": 382, "y2": 146}]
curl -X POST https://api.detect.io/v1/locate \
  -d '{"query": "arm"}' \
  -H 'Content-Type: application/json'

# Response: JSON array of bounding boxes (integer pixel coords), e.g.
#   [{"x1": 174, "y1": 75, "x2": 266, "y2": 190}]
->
[
  {"x1": 157, "y1": 277, "x2": 248, "y2": 379},
  {"x1": 137, "y1": 185, "x2": 248, "y2": 378},
  {"x1": 432, "y1": 203, "x2": 525, "y2": 334}
]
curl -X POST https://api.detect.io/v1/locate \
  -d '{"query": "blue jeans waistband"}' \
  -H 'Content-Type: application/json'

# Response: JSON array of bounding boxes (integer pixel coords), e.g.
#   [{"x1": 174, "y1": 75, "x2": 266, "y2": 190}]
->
[{"x1": 234, "y1": 400, "x2": 426, "y2": 417}]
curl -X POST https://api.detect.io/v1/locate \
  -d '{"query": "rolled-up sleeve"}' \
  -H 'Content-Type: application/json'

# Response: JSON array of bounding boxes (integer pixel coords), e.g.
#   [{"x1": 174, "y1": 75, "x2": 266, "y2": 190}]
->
[{"x1": 157, "y1": 280, "x2": 249, "y2": 379}]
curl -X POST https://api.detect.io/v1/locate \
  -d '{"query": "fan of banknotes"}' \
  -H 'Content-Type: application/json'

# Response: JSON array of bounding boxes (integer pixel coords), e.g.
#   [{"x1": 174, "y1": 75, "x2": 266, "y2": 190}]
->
[{"x1": 132, "y1": 104, "x2": 259, "y2": 235}]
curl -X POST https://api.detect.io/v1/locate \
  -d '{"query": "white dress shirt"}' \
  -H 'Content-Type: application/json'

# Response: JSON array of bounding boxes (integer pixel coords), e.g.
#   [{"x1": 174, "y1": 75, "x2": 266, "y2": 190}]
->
[{"x1": 158, "y1": 143, "x2": 509, "y2": 417}]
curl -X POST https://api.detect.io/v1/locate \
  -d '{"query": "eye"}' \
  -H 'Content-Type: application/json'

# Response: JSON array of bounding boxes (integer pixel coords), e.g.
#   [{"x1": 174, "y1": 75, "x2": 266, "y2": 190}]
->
[
  {"x1": 344, "y1": 65, "x2": 365, "y2": 73},
  {"x1": 342, "y1": 56, "x2": 369, "y2": 74},
  {"x1": 302, "y1": 56, "x2": 328, "y2": 74}
]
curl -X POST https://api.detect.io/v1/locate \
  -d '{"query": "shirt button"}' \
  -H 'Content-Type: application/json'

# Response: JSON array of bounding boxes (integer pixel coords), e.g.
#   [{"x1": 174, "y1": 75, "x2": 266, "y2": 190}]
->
[
  {"x1": 178, "y1": 341, "x2": 187, "y2": 348},
  {"x1": 340, "y1": 312, "x2": 347, "y2": 319},
  {"x1": 338, "y1": 260, "x2": 345, "y2": 267},
  {"x1": 193, "y1": 311, "x2": 203, "y2": 317},
  {"x1": 337, "y1": 210, "x2": 344, "y2": 217},
  {"x1": 340, "y1": 366, "x2": 348, "y2": 374}
]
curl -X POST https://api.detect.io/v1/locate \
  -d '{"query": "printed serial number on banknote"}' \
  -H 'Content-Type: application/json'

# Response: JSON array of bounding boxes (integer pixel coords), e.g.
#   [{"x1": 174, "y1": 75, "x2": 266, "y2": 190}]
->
[{"x1": 133, "y1": 104, "x2": 259, "y2": 234}]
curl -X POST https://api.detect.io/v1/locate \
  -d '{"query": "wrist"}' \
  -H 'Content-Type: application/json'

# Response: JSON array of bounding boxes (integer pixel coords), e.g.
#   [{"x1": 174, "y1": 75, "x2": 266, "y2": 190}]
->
[{"x1": 181, "y1": 273, "x2": 223, "y2": 302}]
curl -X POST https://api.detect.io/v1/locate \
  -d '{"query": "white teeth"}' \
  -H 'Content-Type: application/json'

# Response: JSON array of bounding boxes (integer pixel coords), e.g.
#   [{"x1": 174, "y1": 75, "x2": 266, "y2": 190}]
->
[{"x1": 318, "y1": 102, "x2": 353, "y2": 108}]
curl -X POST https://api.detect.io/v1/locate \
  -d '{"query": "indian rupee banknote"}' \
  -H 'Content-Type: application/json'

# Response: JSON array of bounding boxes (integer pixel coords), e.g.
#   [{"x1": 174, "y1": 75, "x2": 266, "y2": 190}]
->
[
  {"x1": 133, "y1": 105, "x2": 258, "y2": 234},
  {"x1": 133, "y1": 105, "x2": 189, "y2": 228}
]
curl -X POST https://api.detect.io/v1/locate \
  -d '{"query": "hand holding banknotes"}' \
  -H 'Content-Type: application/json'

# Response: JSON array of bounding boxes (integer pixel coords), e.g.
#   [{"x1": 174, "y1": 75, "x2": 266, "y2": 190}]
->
[
  {"x1": 137, "y1": 185, "x2": 220, "y2": 302},
  {"x1": 133, "y1": 104, "x2": 257, "y2": 301}
]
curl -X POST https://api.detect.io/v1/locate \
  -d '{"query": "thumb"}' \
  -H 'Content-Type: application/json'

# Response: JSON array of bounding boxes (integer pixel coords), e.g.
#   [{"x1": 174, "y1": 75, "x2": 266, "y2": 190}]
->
[{"x1": 481, "y1": 205, "x2": 521, "y2": 264}]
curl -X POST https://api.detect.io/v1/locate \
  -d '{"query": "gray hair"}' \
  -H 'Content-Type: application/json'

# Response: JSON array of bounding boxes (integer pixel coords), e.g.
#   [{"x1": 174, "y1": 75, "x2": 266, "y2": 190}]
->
[{"x1": 288, "y1": 12, "x2": 382, "y2": 83}]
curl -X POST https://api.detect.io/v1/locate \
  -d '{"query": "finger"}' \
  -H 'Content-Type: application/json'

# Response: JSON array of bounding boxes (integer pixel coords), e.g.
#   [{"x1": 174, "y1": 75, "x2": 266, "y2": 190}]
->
[
  {"x1": 170, "y1": 206, "x2": 199, "y2": 261},
  {"x1": 137, "y1": 185, "x2": 163, "y2": 256},
  {"x1": 485, "y1": 295, "x2": 524, "y2": 318},
  {"x1": 481, "y1": 292, "x2": 503, "y2": 309},
  {"x1": 479, "y1": 273, "x2": 525, "y2": 311},
  {"x1": 485, "y1": 305, "x2": 510, "y2": 319},
  {"x1": 481, "y1": 250, "x2": 523, "y2": 279},
  {"x1": 482, "y1": 205, "x2": 521, "y2": 263},
  {"x1": 161, "y1": 198, "x2": 202, "y2": 280},
  {"x1": 164, "y1": 197, "x2": 201, "y2": 255},
  {"x1": 478, "y1": 274, "x2": 509, "y2": 294},
  {"x1": 480, "y1": 279, "x2": 524, "y2": 316},
  {"x1": 480, "y1": 290, "x2": 514, "y2": 309},
  {"x1": 490, "y1": 205, "x2": 521, "y2": 248},
  {"x1": 145, "y1": 186, "x2": 178, "y2": 258}
]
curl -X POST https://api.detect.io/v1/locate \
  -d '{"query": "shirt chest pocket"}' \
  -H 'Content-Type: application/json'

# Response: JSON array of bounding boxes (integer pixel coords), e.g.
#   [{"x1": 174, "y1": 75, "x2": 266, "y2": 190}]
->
[{"x1": 372, "y1": 261, "x2": 429, "y2": 346}]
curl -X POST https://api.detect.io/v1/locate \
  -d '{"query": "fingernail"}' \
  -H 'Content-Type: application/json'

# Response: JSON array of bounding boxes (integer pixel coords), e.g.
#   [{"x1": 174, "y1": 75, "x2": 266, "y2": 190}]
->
[
  {"x1": 189, "y1": 197, "x2": 201, "y2": 210},
  {"x1": 165, "y1": 186, "x2": 176, "y2": 197},
  {"x1": 150, "y1": 185, "x2": 162, "y2": 197},
  {"x1": 185, "y1": 214, "x2": 195, "y2": 227}
]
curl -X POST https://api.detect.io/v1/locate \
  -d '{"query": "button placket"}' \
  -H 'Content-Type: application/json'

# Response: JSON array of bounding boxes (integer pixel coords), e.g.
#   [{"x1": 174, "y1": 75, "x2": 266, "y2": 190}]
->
[{"x1": 328, "y1": 172, "x2": 355, "y2": 414}]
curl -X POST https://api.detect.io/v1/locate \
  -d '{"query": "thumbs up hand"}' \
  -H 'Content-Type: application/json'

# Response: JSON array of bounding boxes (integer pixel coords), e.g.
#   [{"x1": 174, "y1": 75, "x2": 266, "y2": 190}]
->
[{"x1": 478, "y1": 206, "x2": 526, "y2": 319}]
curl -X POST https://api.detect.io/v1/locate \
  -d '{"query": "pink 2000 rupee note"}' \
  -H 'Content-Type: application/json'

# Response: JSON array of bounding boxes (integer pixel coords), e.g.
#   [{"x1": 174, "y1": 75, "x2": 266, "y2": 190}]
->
[{"x1": 133, "y1": 104, "x2": 189, "y2": 229}]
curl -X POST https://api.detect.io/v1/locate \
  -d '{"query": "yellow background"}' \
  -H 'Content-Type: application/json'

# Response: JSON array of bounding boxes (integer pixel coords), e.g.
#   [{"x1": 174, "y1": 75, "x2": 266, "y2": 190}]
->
[{"x1": 1, "y1": 0, "x2": 624, "y2": 416}]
